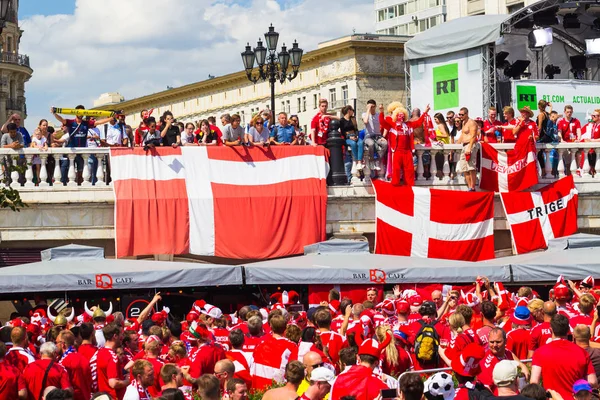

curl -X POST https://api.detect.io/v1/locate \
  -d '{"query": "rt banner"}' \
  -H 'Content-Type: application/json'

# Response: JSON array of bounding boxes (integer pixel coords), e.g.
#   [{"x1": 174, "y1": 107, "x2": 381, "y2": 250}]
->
[{"x1": 513, "y1": 79, "x2": 600, "y2": 122}]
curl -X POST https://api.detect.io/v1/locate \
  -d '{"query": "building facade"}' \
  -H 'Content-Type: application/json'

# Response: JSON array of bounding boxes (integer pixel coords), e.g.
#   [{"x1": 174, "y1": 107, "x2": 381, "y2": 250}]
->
[
  {"x1": 106, "y1": 35, "x2": 409, "y2": 132},
  {"x1": 0, "y1": 0, "x2": 32, "y2": 122},
  {"x1": 375, "y1": 0, "x2": 536, "y2": 35}
]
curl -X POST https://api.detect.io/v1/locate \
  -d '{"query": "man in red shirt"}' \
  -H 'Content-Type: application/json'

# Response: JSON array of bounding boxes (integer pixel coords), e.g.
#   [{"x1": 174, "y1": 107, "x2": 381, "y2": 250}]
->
[
  {"x1": 184, "y1": 321, "x2": 226, "y2": 385},
  {"x1": 0, "y1": 342, "x2": 27, "y2": 400},
  {"x1": 476, "y1": 301, "x2": 497, "y2": 350},
  {"x1": 570, "y1": 294, "x2": 595, "y2": 329},
  {"x1": 57, "y1": 330, "x2": 92, "y2": 400},
  {"x1": 531, "y1": 314, "x2": 597, "y2": 400},
  {"x1": 558, "y1": 105, "x2": 582, "y2": 142},
  {"x1": 90, "y1": 323, "x2": 130, "y2": 400},
  {"x1": 579, "y1": 110, "x2": 600, "y2": 174},
  {"x1": 77, "y1": 322, "x2": 98, "y2": 362},
  {"x1": 251, "y1": 314, "x2": 297, "y2": 390},
  {"x1": 5, "y1": 326, "x2": 36, "y2": 371},
  {"x1": 506, "y1": 306, "x2": 531, "y2": 360},
  {"x1": 330, "y1": 334, "x2": 390, "y2": 399},
  {"x1": 513, "y1": 106, "x2": 539, "y2": 146},
  {"x1": 310, "y1": 99, "x2": 338, "y2": 146},
  {"x1": 23, "y1": 342, "x2": 72, "y2": 400},
  {"x1": 139, "y1": 336, "x2": 164, "y2": 398},
  {"x1": 502, "y1": 107, "x2": 518, "y2": 143},
  {"x1": 528, "y1": 301, "x2": 556, "y2": 359},
  {"x1": 225, "y1": 330, "x2": 252, "y2": 390},
  {"x1": 482, "y1": 106, "x2": 503, "y2": 143},
  {"x1": 241, "y1": 316, "x2": 266, "y2": 358},
  {"x1": 314, "y1": 308, "x2": 348, "y2": 366},
  {"x1": 478, "y1": 328, "x2": 528, "y2": 394}
]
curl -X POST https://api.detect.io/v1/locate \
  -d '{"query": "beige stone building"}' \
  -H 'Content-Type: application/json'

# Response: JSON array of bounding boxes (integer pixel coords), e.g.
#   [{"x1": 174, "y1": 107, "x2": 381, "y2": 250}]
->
[
  {"x1": 0, "y1": 0, "x2": 32, "y2": 122},
  {"x1": 104, "y1": 34, "x2": 408, "y2": 132}
]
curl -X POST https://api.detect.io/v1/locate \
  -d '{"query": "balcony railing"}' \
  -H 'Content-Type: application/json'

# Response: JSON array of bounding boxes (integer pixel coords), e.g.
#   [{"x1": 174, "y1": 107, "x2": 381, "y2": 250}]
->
[
  {"x1": 0, "y1": 143, "x2": 600, "y2": 189},
  {"x1": 0, "y1": 52, "x2": 30, "y2": 68}
]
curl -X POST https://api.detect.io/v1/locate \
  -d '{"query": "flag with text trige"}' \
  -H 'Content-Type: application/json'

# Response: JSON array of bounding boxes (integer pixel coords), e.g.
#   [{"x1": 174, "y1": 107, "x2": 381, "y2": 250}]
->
[
  {"x1": 110, "y1": 147, "x2": 328, "y2": 259},
  {"x1": 373, "y1": 181, "x2": 495, "y2": 261},
  {"x1": 500, "y1": 175, "x2": 578, "y2": 254}
]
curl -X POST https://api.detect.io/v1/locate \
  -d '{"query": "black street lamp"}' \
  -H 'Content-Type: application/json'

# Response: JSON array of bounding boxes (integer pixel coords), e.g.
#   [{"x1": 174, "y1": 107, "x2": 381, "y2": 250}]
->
[
  {"x1": 241, "y1": 25, "x2": 303, "y2": 120},
  {"x1": 0, "y1": 0, "x2": 11, "y2": 35}
]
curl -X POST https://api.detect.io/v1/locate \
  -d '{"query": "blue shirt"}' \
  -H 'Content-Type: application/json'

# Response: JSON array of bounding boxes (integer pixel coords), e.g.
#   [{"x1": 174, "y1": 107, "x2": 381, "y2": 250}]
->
[
  {"x1": 271, "y1": 124, "x2": 296, "y2": 143},
  {"x1": 65, "y1": 119, "x2": 93, "y2": 148},
  {"x1": 18, "y1": 127, "x2": 30, "y2": 147}
]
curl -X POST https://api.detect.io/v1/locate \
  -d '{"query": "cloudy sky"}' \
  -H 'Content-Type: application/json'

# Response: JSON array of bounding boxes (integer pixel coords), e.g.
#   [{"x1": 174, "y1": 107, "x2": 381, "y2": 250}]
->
[{"x1": 19, "y1": 0, "x2": 376, "y2": 131}]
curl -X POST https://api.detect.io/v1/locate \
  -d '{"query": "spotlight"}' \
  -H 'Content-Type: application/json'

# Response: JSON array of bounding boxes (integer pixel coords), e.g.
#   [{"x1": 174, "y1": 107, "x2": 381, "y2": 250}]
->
[
  {"x1": 544, "y1": 64, "x2": 561, "y2": 79},
  {"x1": 495, "y1": 51, "x2": 511, "y2": 69},
  {"x1": 586, "y1": 38, "x2": 600, "y2": 55},
  {"x1": 570, "y1": 55, "x2": 587, "y2": 79},
  {"x1": 528, "y1": 27, "x2": 553, "y2": 49},
  {"x1": 504, "y1": 60, "x2": 531, "y2": 79}
]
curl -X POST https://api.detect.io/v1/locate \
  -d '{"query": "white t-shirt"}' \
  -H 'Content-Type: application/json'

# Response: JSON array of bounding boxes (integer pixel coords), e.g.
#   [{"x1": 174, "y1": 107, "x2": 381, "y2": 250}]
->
[
  {"x1": 87, "y1": 127, "x2": 101, "y2": 148},
  {"x1": 32, "y1": 136, "x2": 47, "y2": 148},
  {"x1": 103, "y1": 123, "x2": 125, "y2": 145}
]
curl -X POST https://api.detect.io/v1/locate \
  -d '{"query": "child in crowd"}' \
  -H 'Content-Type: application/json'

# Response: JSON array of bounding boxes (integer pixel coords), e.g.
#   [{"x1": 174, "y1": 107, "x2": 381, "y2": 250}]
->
[{"x1": 30, "y1": 128, "x2": 48, "y2": 185}]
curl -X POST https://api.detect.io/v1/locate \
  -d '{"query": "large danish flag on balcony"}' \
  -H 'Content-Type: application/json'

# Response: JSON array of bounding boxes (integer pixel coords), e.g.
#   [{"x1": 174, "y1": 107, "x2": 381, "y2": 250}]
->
[
  {"x1": 479, "y1": 140, "x2": 538, "y2": 192},
  {"x1": 110, "y1": 147, "x2": 328, "y2": 259},
  {"x1": 373, "y1": 181, "x2": 495, "y2": 261},
  {"x1": 501, "y1": 175, "x2": 578, "y2": 254}
]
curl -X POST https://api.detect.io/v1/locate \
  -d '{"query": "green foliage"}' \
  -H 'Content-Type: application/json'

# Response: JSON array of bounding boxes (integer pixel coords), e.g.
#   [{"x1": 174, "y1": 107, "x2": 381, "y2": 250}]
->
[{"x1": 0, "y1": 157, "x2": 27, "y2": 212}]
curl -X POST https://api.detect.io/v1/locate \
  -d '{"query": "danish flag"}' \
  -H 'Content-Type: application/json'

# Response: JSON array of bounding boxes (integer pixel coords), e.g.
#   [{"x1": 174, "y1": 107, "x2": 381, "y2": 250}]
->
[
  {"x1": 373, "y1": 181, "x2": 495, "y2": 261},
  {"x1": 500, "y1": 175, "x2": 578, "y2": 254},
  {"x1": 111, "y1": 146, "x2": 328, "y2": 259},
  {"x1": 480, "y1": 140, "x2": 538, "y2": 192}
]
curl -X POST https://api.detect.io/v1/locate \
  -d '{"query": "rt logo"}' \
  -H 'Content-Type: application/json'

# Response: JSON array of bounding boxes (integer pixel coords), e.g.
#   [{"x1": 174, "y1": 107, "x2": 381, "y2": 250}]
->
[
  {"x1": 519, "y1": 93, "x2": 537, "y2": 102},
  {"x1": 436, "y1": 78, "x2": 458, "y2": 95}
]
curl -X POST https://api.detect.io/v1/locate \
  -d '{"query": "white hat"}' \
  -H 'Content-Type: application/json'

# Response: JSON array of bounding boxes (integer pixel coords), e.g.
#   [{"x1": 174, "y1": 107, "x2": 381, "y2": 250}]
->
[
  {"x1": 493, "y1": 360, "x2": 519, "y2": 387},
  {"x1": 201, "y1": 303, "x2": 223, "y2": 319},
  {"x1": 310, "y1": 367, "x2": 335, "y2": 385}
]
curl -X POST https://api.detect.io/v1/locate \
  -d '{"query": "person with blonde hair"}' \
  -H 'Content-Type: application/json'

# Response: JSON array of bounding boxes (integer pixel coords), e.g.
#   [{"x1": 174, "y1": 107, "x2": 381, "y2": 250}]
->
[
  {"x1": 380, "y1": 101, "x2": 430, "y2": 186},
  {"x1": 440, "y1": 313, "x2": 473, "y2": 366},
  {"x1": 246, "y1": 113, "x2": 270, "y2": 145},
  {"x1": 376, "y1": 325, "x2": 412, "y2": 377}
]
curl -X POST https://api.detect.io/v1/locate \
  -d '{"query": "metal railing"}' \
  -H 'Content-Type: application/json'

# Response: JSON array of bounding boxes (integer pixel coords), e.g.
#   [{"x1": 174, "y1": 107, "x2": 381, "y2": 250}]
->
[
  {"x1": 0, "y1": 142, "x2": 599, "y2": 189},
  {"x1": 0, "y1": 52, "x2": 30, "y2": 68},
  {"x1": 397, "y1": 358, "x2": 532, "y2": 382}
]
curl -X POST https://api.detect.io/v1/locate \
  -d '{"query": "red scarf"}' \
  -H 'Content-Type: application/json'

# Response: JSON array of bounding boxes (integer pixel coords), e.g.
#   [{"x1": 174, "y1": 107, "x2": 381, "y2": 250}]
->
[{"x1": 130, "y1": 379, "x2": 151, "y2": 400}]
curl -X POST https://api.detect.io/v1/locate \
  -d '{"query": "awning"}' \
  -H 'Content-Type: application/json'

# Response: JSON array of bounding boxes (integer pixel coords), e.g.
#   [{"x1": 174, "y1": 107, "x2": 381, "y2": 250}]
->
[
  {"x1": 405, "y1": 15, "x2": 507, "y2": 60},
  {"x1": 244, "y1": 253, "x2": 510, "y2": 285},
  {"x1": 0, "y1": 258, "x2": 243, "y2": 293}
]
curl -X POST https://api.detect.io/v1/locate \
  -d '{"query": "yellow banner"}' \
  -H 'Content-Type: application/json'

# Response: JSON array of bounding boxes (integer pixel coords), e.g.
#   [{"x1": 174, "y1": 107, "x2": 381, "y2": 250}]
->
[{"x1": 52, "y1": 108, "x2": 115, "y2": 118}]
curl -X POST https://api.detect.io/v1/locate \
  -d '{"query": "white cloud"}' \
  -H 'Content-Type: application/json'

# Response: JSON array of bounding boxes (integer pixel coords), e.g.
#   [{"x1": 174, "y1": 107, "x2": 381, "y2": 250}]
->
[{"x1": 20, "y1": 0, "x2": 375, "y2": 131}]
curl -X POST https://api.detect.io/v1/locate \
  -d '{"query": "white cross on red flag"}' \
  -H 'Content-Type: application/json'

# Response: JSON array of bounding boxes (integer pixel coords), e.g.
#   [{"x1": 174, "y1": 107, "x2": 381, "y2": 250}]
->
[
  {"x1": 500, "y1": 175, "x2": 578, "y2": 254},
  {"x1": 373, "y1": 180, "x2": 495, "y2": 261},
  {"x1": 480, "y1": 140, "x2": 538, "y2": 192}
]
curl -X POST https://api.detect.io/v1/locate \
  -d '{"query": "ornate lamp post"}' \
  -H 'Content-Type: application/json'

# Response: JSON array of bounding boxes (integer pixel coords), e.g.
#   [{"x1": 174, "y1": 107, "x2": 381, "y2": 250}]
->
[{"x1": 241, "y1": 25, "x2": 303, "y2": 120}]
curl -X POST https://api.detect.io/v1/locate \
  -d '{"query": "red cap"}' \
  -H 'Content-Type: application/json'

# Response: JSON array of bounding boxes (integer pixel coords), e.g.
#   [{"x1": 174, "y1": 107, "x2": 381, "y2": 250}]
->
[
  {"x1": 358, "y1": 332, "x2": 392, "y2": 358},
  {"x1": 451, "y1": 343, "x2": 485, "y2": 377},
  {"x1": 554, "y1": 275, "x2": 570, "y2": 300},
  {"x1": 396, "y1": 300, "x2": 410, "y2": 314}
]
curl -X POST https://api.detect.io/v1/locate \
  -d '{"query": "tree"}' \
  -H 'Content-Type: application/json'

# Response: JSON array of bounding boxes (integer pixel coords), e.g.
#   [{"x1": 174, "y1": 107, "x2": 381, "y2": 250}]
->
[{"x1": 1, "y1": 157, "x2": 27, "y2": 211}]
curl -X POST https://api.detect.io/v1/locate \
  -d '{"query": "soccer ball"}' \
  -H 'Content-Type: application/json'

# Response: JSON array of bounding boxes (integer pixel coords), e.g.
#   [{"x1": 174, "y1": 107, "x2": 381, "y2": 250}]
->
[{"x1": 424, "y1": 372, "x2": 455, "y2": 400}]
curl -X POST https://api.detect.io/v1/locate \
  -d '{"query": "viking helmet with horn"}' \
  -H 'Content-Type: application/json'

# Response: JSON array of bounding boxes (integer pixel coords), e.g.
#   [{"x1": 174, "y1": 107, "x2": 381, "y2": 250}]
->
[
  {"x1": 84, "y1": 301, "x2": 113, "y2": 320},
  {"x1": 47, "y1": 306, "x2": 75, "y2": 327}
]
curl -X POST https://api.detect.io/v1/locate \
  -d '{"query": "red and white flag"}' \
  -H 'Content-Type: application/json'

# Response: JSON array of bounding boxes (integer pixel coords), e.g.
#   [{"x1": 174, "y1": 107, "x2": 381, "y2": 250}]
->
[
  {"x1": 500, "y1": 175, "x2": 578, "y2": 254},
  {"x1": 479, "y1": 140, "x2": 538, "y2": 192},
  {"x1": 373, "y1": 181, "x2": 495, "y2": 261},
  {"x1": 110, "y1": 147, "x2": 328, "y2": 259}
]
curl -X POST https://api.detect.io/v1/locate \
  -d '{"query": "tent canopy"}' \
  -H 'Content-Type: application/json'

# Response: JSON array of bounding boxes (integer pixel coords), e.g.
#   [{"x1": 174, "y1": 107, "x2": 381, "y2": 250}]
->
[
  {"x1": 41, "y1": 244, "x2": 104, "y2": 261},
  {"x1": 244, "y1": 253, "x2": 510, "y2": 285},
  {"x1": 404, "y1": 15, "x2": 507, "y2": 60},
  {"x1": 304, "y1": 239, "x2": 369, "y2": 255},
  {"x1": 0, "y1": 258, "x2": 242, "y2": 293}
]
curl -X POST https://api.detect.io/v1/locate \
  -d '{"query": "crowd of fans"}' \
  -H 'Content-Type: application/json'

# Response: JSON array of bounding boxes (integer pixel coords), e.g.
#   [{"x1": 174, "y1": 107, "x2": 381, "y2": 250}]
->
[
  {"x1": 0, "y1": 99, "x2": 597, "y2": 187},
  {"x1": 1, "y1": 275, "x2": 600, "y2": 400}
]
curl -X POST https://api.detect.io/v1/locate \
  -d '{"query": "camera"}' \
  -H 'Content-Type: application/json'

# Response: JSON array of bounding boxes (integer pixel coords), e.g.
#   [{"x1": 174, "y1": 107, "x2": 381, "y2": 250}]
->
[{"x1": 143, "y1": 138, "x2": 161, "y2": 151}]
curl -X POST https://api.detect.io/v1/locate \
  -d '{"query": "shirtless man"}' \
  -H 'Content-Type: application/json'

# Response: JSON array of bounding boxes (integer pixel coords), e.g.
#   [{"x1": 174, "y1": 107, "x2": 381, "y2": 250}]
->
[
  {"x1": 456, "y1": 107, "x2": 479, "y2": 191},
  {"x1": 262, "y1": 361, "x2": 305, "y2": 400}
]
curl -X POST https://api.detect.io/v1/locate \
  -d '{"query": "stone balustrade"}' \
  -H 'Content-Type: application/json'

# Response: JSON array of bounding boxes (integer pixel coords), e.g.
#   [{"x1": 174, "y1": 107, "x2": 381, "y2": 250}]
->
[{"x1": 1, "y1": 143, "x2": 600, "y2": 189}]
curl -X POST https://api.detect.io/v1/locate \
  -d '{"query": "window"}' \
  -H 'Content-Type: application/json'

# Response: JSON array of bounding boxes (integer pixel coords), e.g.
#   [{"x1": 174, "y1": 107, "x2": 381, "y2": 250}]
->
[
  {"x1": 407, "y1": 0, "x2": 416, "y2": 13},
  {"x1": 429, "y1": 16, "x2": 438, "y2": 28},
  {"x1": 281, "y1": 101, "x2": 286, "y2": 113},
  {"x1": 302, "y1": 96, "x2": 306, "y2": 112},
  {"x1": 329, "y1": 88, "x2": 337, "y2": 105},
  {"x1": 286, "y1": 100, "x2": 291, "y2": 114},
  {"x1": 378, "y1": 9, "x2": 385, "y2": 21},
  {"x1": 241, "y1": 111, "x2": 245, "y2": 124},
  {"x1": 507, "y1": 2, "x2": 524, "y2": 13},
  {"x1": 398, "y1": 4, "x2": 405, "y2": 15},
  {"x1": 387, "y1": 6, "x2": 396, "y2": 19},
  {"x1": 303, "y1": 125, "x2": 308, "y2": 134},
  {"x1": 419, "y1": 19, "x2": 427, "y2": 32},
  {"x1": 418, "y1": 0, "x2": 427, "y2": 11},
  {"x1": 398, "y1": 24, "x2": 407, "y2": 35},
  {"x1": 297, "y1": 98, "x2": 301, "y2": 113},
  {"x1": 429, "y1": 0, "x2": 440, "y2": 7},
  {"x1": 313, "y1": 94, "x2": 318, "y2": 109},
  {"x1": 342, "y1": 86, "x2": 349, "y2": 104},
  {"x1": 408, "y1": 22, "x2": 417, "y2": 34}
]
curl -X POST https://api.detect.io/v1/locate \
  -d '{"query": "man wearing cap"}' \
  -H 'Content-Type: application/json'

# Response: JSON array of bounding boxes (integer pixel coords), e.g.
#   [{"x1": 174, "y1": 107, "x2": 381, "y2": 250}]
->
[
  {"x1": 478, "y1": 328, "x2": 529, "y2": 395},
  {"x1": 531, "y1": 315, "x2": 597, "y2": 400},
  {"x1": 573, "y1": 379, "x2": 594, "y2": 400},
  {"x1": 450, "y1": 343, "x2": 486, "y2": 400},
  {"x1": 528, "y1": 301, "x2": 556, "y2": 359},
  {"x1": 513, "y1": 106, "x2": 539, "y2": 145},
  {"x1": 297, "y1": 351, "x2": 327, "y2": 398},
  {"x1": 506, "y1": 304, "x2": 532, "y2": 360},
  {"x1": 184, "y1": 322, "x2": 226, "y2": 387},
  {"x1": 330, "y1": 335, "x2": 390, "y2": 399},
  {"x1": 298, "y1": 367, "x2": 335, "y2": 400},
  {"x1": 493, "y1": 360, "x2": 529, "y2": 400}
]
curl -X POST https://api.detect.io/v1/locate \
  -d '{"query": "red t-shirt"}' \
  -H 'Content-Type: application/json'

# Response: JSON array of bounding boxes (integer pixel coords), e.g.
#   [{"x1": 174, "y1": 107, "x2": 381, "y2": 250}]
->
[
  {"x1": 581, "y1": 123, "x2": 600, "y2": 140},
  {"x1": 319, "y1": 330, "x2": 348, "y2": 366},
  {"x1": 380, "y1": 344, "x2": 413, "y2": 377},
  {"x1": 188, "y1": 343, "x2": 226, "y2": 380},
  {"x1": 506, "y1": 328, "x2": 530, "y2": 360},
  {"x1": 77, "y1": 343, "x2": 98, "y2": 363},
  {"x1": 478, "y1": 349, "x2": 515, "y2": 389},
  {"x1": 532, "y1": 339, "x2": 594, "y2": 400},
  {"x1": 211, "y1": 327, "x2": 231, "y2": 351},
  {"x1": 242, "y1": 332, "x2": 267, "y2": 354},
  {"x1": 503, "y1": 119, "x2": 518, "y2": 143},
  {"x1": 557, "y1": 117, "x2": 581, "y2": 142},
  {"x1": 4, "y1": 347, "x2": 36, "y2": 371},
  {"x1": 482, "y1": 119, "x2": 502, "y2": 143},
  {"x1": 230, "y1": 322, "x2": 249, "y2": 335},
  {"x1": 92, "y1": 347, "x2": 125, "y2": 400},
  {"x1": 60, "y1": 351, "x2": 92, "y2": 400},
  {"x1": 477, "y1": 325, "x2": 494, "y2": 350},
  {"x1": 529, "y1": 322, "x2": 553, "y2": 352},
  {"x1": 331, "y1": 365, "x2": 388, "y2": 400},
  {"x1": 0, "y1": 360, "x2": 26, "y2": 399},
  {"x1": 311, "y1": 113, "x2": 331, "y2": 145},
  {"x1": 570, "y1": 314, "x2": 593, "y2": 329},
  {"x1": 23, "y1": 359, "x2": 71, "y2": 400},
  {"x1": 143, "y1": 357, "x2": 164, "y2": 398},
  {"x1": 516, "y1": 120, "x2": 539, "y2": 146}
]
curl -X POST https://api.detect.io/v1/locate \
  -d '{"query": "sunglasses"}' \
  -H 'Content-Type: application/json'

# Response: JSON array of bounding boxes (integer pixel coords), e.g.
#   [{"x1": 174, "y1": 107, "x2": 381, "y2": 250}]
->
[
  {"x1": 593, "y1": 115, "x2": 599, "y2": 118},
  {"x1": 256, "y1": 121, "x2": 263, "y2": 125},
  {"x1": 311, "y1": 362, "x2": 324, "y2": 368},
  {"x1": 458, "y1": 113, "x2": 464, "y2": 117}
]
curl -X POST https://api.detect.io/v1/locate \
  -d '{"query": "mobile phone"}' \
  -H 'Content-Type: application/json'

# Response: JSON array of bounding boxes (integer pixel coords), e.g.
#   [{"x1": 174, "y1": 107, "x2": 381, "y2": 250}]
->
[
  {"x1": 381, "y1": 388, "x2": 397, "y2": 399},
  {"x1": 288, "y1": 304, "x2": 304, "y2": 313}
]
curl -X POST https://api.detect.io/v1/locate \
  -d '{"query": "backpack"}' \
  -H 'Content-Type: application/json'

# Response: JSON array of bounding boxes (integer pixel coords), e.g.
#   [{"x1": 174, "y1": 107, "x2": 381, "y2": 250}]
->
[{"x1": 414, "y1": 320, "x2": 440, "y2": 363}]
